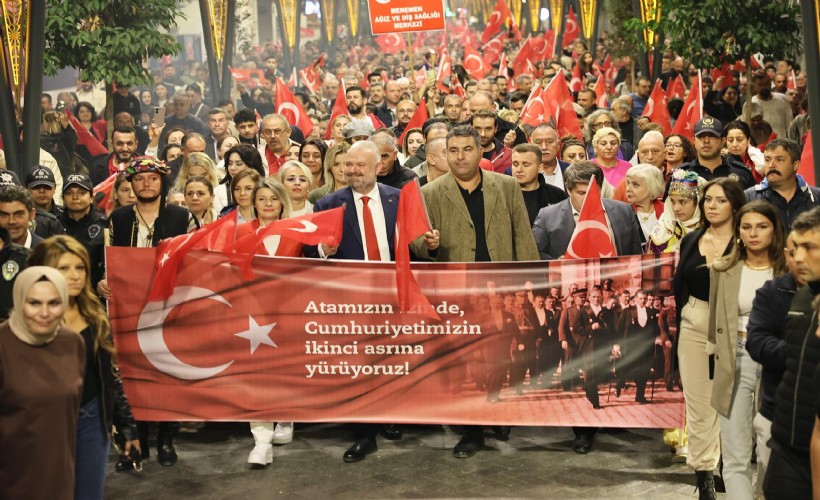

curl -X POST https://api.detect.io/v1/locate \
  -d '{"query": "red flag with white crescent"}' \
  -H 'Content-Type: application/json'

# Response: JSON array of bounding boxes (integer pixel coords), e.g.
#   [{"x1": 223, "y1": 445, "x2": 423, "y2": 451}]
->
[
  {"x1": 562, "y1": 6, "x2": 580, "y2": 49},
  {"x1": 274, "y1": 78, "x2": 314, "y2": 137},
  {"x1": 435, "y1": 51, "x2": 452, "y2": 94},
  {"x1": 462, "y1": 45, "x2": 490, "y2": 80},
  {"x1": 518, "y1": 81, "x2": 547, "y2": 128},
  {"x1": 570, "y1": 63, "x2": 583, "y2": 93},
  {"x1": 543, "y1": 70, "x2": 584, "y2": 141},
  {"x1": 670, "y1": 72, "x2": 703, "y2": 141},
  {"x1": 642, "y1": 79, "x2": 671, "y2": 136},
  {"x1": 324, "y1": 78, "x2": 348, "y2": 140},
  {"x1": 666, "y1": 74, "x2": 686, "y2": 100},
  {"x1": 481, "y1": 0, "x2": 512, "y2": 44},
  {"x1": 565, "y1": 179, "x2": 616, "y2": 259},
  {"x1": 399, "y1": 99, "x2": 429, "y2": 146},
  {"x1": 375, "y1": 34, "x2": 407, "y2": 54}
]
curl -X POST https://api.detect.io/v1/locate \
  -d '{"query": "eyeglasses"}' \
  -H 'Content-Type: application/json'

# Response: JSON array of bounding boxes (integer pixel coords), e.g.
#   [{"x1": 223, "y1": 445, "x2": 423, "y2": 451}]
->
[
  {"x1": 592, "y1": 120, "x2": 613, "y2": 129},
  {"x1": 665, "y1": 143, "x2": 683, "y2": 149}
]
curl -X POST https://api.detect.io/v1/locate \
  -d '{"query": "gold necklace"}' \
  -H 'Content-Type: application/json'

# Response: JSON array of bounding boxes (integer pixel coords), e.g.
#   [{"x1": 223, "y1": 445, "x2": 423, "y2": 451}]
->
[
  {"x1": 744, "y1": 261, "x2": 772, "y2": 271},
  {"x1": 706, "y1": 228, "x2": 730, "y2": 258}
]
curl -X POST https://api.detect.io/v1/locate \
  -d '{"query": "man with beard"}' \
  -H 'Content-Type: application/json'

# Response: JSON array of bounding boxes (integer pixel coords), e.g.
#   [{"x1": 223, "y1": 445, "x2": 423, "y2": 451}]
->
[
  {"x1": 466, "y1": 91, "x2": 527, "y2": 146},
  {"x1": 100, "y1": 157, "x2": 196, "y2": 468},
  {"x1": 345, "y1": 86, "x2": 385, "y2": 131},
  {"x1": 745, "y1": 138, "x2": 820, "y2": 231},
  {"x1": 743, "y1": 71, "x2": 793, "y2": 139},
  {"x1": 308, "y1": 140, "x2": 402, "y2": 463},
  {"x1": 379, "y1": 80, "x2": 403, "y2": 127},
  {"x1": 89, "y1": 127, "x2": 139, "y2": 186},
  {"x1": 511, "y1": 144, "x2": 567, "y2": 225},
  {"x1": 390, "y1": 99, "x2": 417, "y2": 139},
  {"x1": 471, "y1": 109, "x2": 512, "y2": 173},
  {"x1": 630, "y1": 77, "x2": 652, "y2": 118},
  {"x1": 76, "y1": 80, "x2": 106, "y2": 115}
]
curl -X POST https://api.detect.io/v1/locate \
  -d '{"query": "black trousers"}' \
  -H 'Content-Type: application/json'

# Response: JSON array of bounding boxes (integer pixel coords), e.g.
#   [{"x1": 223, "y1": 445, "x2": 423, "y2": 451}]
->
[{"x1": 762, "y1": 440, "x2": 812, "y2": 500}]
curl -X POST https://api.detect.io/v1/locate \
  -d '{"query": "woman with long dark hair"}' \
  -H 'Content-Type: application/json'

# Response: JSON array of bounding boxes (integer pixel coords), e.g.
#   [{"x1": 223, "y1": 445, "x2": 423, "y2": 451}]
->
[
  {"x1": 708, "y1": 201, "x2": 786, "y2": 498},
  {"x1": 673, "y1": 177, "x2": 747, "y2": 499}
]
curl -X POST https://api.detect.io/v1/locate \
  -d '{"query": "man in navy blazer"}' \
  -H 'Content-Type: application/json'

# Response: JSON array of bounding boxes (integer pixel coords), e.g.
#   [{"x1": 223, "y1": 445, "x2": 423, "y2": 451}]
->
[
  {"x1": 532, "y1": 161, "x2": 642, "y2": 260},
  {"x1": 531, "y1": 160, "x2": 642, "y2": 454},
  {"x1": 309, "y1": 139, "x2": 402, "y2": 463}
]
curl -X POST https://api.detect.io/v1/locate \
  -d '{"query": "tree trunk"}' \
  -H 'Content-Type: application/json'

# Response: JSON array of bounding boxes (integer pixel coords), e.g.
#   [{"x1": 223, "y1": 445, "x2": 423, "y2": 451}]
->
[{"x1": 744, "y1": 54, "x2": 753, "y2": 123}]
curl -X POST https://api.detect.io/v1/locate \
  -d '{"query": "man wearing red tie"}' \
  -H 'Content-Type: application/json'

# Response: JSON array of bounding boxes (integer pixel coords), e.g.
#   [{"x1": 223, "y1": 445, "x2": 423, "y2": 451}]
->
[{"x1": 310, "y1": 140, "x2": 402, "y2": 461}]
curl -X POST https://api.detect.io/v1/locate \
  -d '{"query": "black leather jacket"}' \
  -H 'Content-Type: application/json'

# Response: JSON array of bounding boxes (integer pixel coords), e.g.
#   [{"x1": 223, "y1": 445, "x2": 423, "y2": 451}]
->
[{"x1": 92, "y1": 325, "x2": 137, "y2": 441}]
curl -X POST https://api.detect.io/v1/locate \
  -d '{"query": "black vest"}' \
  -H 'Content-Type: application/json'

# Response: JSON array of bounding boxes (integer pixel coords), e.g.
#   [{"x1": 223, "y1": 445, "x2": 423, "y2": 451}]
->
[{"x1": 109, "y1": 204, "x2": 192, "y2": 247}]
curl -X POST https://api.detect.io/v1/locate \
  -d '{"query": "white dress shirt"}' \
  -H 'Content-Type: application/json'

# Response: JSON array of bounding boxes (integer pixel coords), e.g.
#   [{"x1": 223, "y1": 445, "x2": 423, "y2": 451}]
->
[{"x1": 352, "y1": 186, "x2": 390, "y2": 262}]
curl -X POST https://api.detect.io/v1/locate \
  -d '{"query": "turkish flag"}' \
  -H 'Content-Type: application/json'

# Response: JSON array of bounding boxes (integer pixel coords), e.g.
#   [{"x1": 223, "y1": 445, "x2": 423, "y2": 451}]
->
[
  {"x1": 463, "y1": 45, "x2": 490, "y2": 80},
  {"x1": 299, "y1": 55, "x2": 324, "y2": 94},
  {"x1": 642, "y1": 79, "x2": 671, "y2": 136},
  {"x1": 149, "y1": 212, "x2": 241, "y2": 301},
  {"x1": 565, "y1": 179, "x2": 617, "y2": 259},
  {"x1": 274, "y1": 77, "x2": 314, "y2": 137},
  {"x1": 518, "y1": 81, "x2": 547, "y2": 129},
  {"x1": 543, "y1": 70, "x2": 584, "y2": 141},
  {"x1": 93, "y1": 172, "x2": 118, "y2": 211},
  {"x1": 435, "y1": 51, "x2": 452, "y2": 94},
  {"x1": 593, "y1": 76, "x2": 609, "y2": 109},
  {"x1": 710, "y1": 62, "x2": 736, "y2": 88},
  {"x1": 670, "y1": 71, "x2": 703, "y2": 141},
  {"x1": 399, "y1": 99, "x2": 429, "y2": 146},
  {"x1": 482, "y1": 34, "x2": 506, "y2": 66},
  {"x1": 512, "y1": 37, "x2": 537, "y2": 78},
  {"x1": 569, "y1": 63, "x2": 583, "y2": 93},
  {"x1": 375, "y1": 34, "x2": 407, "y2": 54},
  {"x1": 481, "y1": 0, "x2": 513, "y2": 44},
  {"x1": 801, "y1": 130, "x2": 815, "y2": 186},
  {"x1": 201, "y1": 209, "x2": 239, "y2": 253},
  {"x1": 562, "y1": 6, "x2": 580, "y2": 49},
  {"x1": 666, "y1": 74, "x2": 686, "y2": 100},
  {"x1": 229, "y1": 67, "x2": 268, "y2": 87},
  {"x1": 451, "y1": 74, "x2": 466, "y2": 98},
  {"x1": 498, "y1": 51, "x2": 512, "y2": 92},
  {"x1": 395, "y1": 180, "x2": 439, "y2": 319},
  {"x1": 323, "y1": 77, "x2": 348, "y2": 140},
  {"x1": 788, "y1": 69, "x2": 797, "y2": 90},
  {"x1": 67, "y1": 112, "x2": 108, "y2": 157},
  {"x1": 228, "y1": 207, "x2": 344, "y2": 255}
]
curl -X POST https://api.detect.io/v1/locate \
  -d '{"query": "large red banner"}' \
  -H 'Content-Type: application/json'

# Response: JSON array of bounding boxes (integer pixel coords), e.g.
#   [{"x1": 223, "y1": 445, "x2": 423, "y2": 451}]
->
[{"x1": 108, "y1": 248, "x2": 684, "y2": 428}]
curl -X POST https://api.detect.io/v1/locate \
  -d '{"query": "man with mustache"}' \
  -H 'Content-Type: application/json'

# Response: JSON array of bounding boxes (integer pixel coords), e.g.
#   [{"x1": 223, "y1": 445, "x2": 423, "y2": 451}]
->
[
  {"x1": 745, "y1": 138, "x2": 820, "y2": 231},
  {"x1": 742, "y1": 71, "x2": 793, "y2": 139}
]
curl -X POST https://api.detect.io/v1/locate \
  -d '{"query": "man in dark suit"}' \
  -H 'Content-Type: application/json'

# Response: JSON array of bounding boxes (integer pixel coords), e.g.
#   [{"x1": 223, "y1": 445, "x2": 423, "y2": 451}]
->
[
  {"x1": 532, "y1": 161, "x2": 642, "y2": 260},
  {"x1": 558, "y1": 289, "x2": 587, "y2": 393},
  {"x1": 616, "y1": 289, "x2": 661, "y2": 404},
  {"x1": 310, "y1": 140, "x2": 402, "y2": 462}
]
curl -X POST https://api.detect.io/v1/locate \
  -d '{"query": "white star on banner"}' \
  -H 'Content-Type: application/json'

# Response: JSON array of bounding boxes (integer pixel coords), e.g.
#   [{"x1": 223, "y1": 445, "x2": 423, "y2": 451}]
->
[{"x1": 235, "y1": 316, "x2": 278, "y2": 354}]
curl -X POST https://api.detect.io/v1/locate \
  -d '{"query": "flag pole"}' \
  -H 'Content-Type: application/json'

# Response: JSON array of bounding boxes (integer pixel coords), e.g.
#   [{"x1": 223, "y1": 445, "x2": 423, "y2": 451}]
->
[{"x1": 800, "y1": 0, "x2": 820, "y2": 185}]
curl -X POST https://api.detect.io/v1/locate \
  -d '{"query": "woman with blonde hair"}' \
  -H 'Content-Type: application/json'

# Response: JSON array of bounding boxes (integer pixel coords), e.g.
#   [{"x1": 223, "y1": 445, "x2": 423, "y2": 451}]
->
[
  {"x1": 624, "y1": 163, "x2": 665, "y2": 249},
  {"x1": 29, "y1": 236, "x2": 140, "y2": 499},
  {"x1": 591, "y1": 126, "x2": 632, "y2": 186},
  {"x1": 279, "y1": 160, "x2": 313, "y2": 216},
  {"x1": 175, "y1": 152, "x2": 222, "y2": 212},
  {"x1": 309, "y1": 142, "x2": 350, "y2": 203}
]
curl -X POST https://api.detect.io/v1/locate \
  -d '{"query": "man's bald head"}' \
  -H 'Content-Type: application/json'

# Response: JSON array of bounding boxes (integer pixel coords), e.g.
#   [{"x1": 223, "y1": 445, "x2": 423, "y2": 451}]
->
[{"x1": 468, "y1": 90, "x2": 495, "y2": 113}]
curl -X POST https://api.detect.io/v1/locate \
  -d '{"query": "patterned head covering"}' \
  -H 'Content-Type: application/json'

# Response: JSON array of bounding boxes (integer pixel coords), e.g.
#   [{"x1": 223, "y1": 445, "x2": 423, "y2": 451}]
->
[
  {"x1": 667, "y1": 169, "x2": 701, "y2": 200},
  {"x1": 124, "y1": 156, "x2": 170, "y2": 181}
]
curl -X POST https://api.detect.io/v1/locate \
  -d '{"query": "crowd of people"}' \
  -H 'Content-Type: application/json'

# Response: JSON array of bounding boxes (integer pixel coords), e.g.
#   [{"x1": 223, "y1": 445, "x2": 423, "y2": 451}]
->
[{"x1": 1, "y1": 20, "x2": 819, "y2": 500}]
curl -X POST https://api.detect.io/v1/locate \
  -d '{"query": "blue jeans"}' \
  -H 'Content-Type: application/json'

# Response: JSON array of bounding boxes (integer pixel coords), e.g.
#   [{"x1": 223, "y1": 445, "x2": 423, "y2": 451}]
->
[{"x1": 75, "y1": 397, "x2": 110, "y2": 500}]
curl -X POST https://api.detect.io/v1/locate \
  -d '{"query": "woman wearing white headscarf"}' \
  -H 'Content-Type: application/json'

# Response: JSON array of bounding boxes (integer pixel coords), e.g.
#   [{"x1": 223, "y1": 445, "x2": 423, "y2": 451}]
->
[
  {"x1": 0, "y1": 266, "x2": 84, "y2": 500},
  {"x1": 647, "y1": 169, "x2": 707, "y2": 254}
]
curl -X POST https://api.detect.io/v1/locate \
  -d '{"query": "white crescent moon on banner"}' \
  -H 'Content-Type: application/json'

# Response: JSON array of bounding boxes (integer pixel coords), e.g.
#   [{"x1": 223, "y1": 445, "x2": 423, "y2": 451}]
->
[{"x1": 137, "y1": 286, "x2": 235, "y2": 380}]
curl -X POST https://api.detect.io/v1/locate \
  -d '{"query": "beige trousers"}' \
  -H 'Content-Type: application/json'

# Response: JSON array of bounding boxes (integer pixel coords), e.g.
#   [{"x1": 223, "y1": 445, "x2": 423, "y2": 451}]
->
[{"x1": 677, "y1": 297, "x2": 721, "y2": 471}]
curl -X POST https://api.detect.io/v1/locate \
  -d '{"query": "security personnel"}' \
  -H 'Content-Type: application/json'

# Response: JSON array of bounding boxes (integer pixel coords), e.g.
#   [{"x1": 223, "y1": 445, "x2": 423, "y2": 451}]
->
[
  {"x1": 0, "y1": 226, "x2": 29, "y2": 321},
  {"x1": 60, "y1": 174, "x2": 107, "y2": 288}
]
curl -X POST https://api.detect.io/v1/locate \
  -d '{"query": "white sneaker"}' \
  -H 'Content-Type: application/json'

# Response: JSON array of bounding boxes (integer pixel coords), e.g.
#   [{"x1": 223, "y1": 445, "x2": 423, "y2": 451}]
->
[
  {"x1": 272, "y1": 422, "x2": 294, "y2": 444},
  {"x1": 247, "y1": 443, "x2": 273, "y2": 465},
  {"x1": 673, "y1": 445, "x2": 689, "y2": 463}
]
